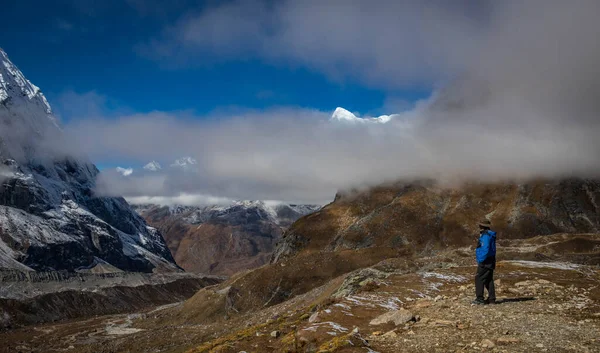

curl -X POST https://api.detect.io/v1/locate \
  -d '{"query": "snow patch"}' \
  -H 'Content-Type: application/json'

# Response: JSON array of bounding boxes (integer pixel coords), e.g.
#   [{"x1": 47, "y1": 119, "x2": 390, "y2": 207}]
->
[
  {"x1": 421, "y1": 272, "x2": 467, "y2": 282},
  {"x1": 507, "y1": 260, "x2": 582, "y2": 270},
  {"x1": 303, "y1": 321, "x2": 349, "y2": 333}
]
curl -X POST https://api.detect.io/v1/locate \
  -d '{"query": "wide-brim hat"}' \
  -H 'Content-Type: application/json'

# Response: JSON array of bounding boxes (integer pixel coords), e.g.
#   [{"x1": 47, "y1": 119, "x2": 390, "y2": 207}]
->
[{"x1": 479, "y1": 219, "x2": 492, "y2": 228}]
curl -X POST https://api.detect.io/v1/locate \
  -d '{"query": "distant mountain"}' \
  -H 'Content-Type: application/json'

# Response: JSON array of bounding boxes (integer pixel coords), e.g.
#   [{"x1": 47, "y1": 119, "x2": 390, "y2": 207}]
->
[
  {"x1": 330, "y1": 107, "x2": 396, "y2": 124},
  {"x1": 170, "y1": 156, "x2": 197, "y2": 169},
  {"x1": 132, "y1": 201, "x2": 321, "y2": 275},
  {"x1": 0, "y1": 48, "x2": 178, "y2": 272},
  {"x1": 143, "y1": 161, "x2": 162, "y2": 171}
]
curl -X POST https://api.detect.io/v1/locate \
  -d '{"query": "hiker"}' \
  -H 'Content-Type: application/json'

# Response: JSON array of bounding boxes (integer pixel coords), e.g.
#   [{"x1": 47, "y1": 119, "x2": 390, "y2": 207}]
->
[{"x1": 472, "y1": 219, "x2": 497, "y2": 305}]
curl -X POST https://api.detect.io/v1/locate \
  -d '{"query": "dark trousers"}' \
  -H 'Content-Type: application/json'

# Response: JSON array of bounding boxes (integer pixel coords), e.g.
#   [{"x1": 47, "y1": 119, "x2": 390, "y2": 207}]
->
[{"x1": 475, "y1": 260, "x2": 496, "y2": 301}]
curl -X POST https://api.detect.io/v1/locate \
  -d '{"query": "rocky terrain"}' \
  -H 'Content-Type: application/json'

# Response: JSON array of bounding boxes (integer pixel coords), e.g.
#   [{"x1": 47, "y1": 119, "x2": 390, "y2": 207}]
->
[
  {"x1": 0, "y1": 48, "x2": 177, "y2": 273},
  {"x1": 0, "y1": 180, "x2": 598, "y2": 352},
  {"x1": 0, "y1": 233, "x2": 598, "y2": 352},
  {"x1": 133, "y1": 202, "x2": 320, "y2": 275}
]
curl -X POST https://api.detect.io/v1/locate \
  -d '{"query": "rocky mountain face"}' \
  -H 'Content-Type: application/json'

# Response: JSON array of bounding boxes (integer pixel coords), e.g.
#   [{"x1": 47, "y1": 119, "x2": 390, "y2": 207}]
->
[
  {"x1": 0, "y1": 49, "x2": 177, "y2": 273},
  {"x1": 132, "y1": 201, "x2": 320, "y2": 275}
]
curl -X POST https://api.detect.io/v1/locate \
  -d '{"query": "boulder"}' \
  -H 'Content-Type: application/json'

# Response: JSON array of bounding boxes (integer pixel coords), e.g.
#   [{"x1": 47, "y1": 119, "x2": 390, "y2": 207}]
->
[
  {"x1": 481, "y1": 339, "x2": 495, "y2": 348},
  {"x1": 370, "y1": 309, "x2": 414, "y2": 326}
]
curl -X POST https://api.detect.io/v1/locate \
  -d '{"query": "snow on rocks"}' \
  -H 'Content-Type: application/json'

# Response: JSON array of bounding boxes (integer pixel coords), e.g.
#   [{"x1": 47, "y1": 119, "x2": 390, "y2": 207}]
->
[
  {"x1": 506, "y1": 260, "x2": 582, "y2": 270},
  {"x1": 420, "y1": 272, "x2": 467, "y2": 282},
  {"x1": 301, "y1": 321, "x2": 349, "y2": 334}
]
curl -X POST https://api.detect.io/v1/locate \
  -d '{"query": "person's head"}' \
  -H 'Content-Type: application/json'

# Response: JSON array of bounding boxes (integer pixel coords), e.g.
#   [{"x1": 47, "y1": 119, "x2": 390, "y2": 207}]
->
[{"x1": 478, "y1": 219, "x2": 492, "y2": 231}]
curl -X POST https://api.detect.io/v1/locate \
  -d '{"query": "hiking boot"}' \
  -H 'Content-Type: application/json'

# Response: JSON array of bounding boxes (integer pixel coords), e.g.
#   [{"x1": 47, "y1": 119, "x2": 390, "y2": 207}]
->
[
  {"x1": 471, "y1": 299, "x2": 486, "y2": 305},
  {"x1": 486, "y1": 299, "x2": 497, "y2": 305}
]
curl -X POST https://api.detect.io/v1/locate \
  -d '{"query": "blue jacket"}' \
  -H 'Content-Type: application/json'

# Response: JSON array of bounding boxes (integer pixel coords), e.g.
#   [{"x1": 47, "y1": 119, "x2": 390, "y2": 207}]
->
[{"x1": 476, "y1": 230, "x2": 496, "y2": 263}]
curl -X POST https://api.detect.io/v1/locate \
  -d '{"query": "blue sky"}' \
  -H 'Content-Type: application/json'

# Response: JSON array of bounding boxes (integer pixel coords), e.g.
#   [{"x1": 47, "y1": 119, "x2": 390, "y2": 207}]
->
[{"x1": 0, "y1": 0, "x2": 429, "y2": 124}]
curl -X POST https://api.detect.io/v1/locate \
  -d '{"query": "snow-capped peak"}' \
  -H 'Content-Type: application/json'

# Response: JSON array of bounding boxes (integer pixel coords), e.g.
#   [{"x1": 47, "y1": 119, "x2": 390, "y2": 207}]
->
[
  {"x1": 171, "y1": 157, "x2": 197, "y2": 169},
  {"x1": 331, "y1": 107, "x2": 359, "y2": 122},
  {"x1": 0, "y1": 48, "x2": 54, "y2": 121},
  {"x1": 116, "y1": 167, "x2": 133, "y2": 176},
  {"x1": 330, "y1": 106, "x2": 394, "y2": 124},
  {"x1": 143, "y1": 161, "x2": 162, "y2": 171}
]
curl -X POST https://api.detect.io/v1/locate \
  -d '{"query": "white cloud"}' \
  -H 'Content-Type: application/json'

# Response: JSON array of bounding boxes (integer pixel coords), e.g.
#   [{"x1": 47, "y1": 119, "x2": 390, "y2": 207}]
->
[
  {"x1": 55, "y1": 1, "x2": 600, "y2": 205},
  {"x1": 67, "y1": 93, "x2": 600, "y2": 205},
  {"x1": 126, "y1": 194, "x2": 234, "y2": 207},
  {"x1": 140, "y1": 0, "x2": 487, "y2": 88},
  {"x1": 0, "y1": 165, "x2": 15, "y2": 183}
]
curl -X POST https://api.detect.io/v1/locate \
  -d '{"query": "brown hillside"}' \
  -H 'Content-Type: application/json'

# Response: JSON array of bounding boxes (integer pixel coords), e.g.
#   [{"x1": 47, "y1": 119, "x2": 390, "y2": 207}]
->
[
  {"x1": 155, "y1": 179, "x2": 600, "y2": 327},
  {"x1": 273, "y1": 179, "x2": 600, "y2": 262},
  {"x1": 135, "y1": 179, "x2": 600, "y2": 328}
]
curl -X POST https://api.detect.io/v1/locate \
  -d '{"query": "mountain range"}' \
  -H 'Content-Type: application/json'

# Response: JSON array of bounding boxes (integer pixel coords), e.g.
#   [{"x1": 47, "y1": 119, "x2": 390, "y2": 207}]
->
[
  {"x1": 133, "y1": 201, "x2": 320, "y2": 275},
  {"x1": 7, "y1": 178, "x2": 597, "y2": 352}
]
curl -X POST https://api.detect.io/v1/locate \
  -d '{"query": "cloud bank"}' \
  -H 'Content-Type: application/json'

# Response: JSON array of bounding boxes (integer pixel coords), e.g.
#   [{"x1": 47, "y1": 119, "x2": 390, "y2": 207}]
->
[
  {"x1": 60, "y1": 0, "x2": 600, "y2": 205},
  {"x1": 141, "y1": 0, "x2": 488, "y2": 88}
]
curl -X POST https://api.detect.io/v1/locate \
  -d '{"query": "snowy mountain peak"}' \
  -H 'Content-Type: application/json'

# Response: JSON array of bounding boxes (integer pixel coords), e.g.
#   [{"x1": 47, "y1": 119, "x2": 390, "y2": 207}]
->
[
  {"x1": 331, "y1": 107, "x2": 358, "y2": 122},
  {"x1": 143, "y1": 161, "x2": 162, "y2": 171},
  {"x1": 0, "y1": 48, "x2": 54, "y2": 120},
  {"x1": 330, "y1": 106, "x2": 394, "y2": 124},
  {"x1": 171, "y1": 156, "x2": 197, "y2": 168}
]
